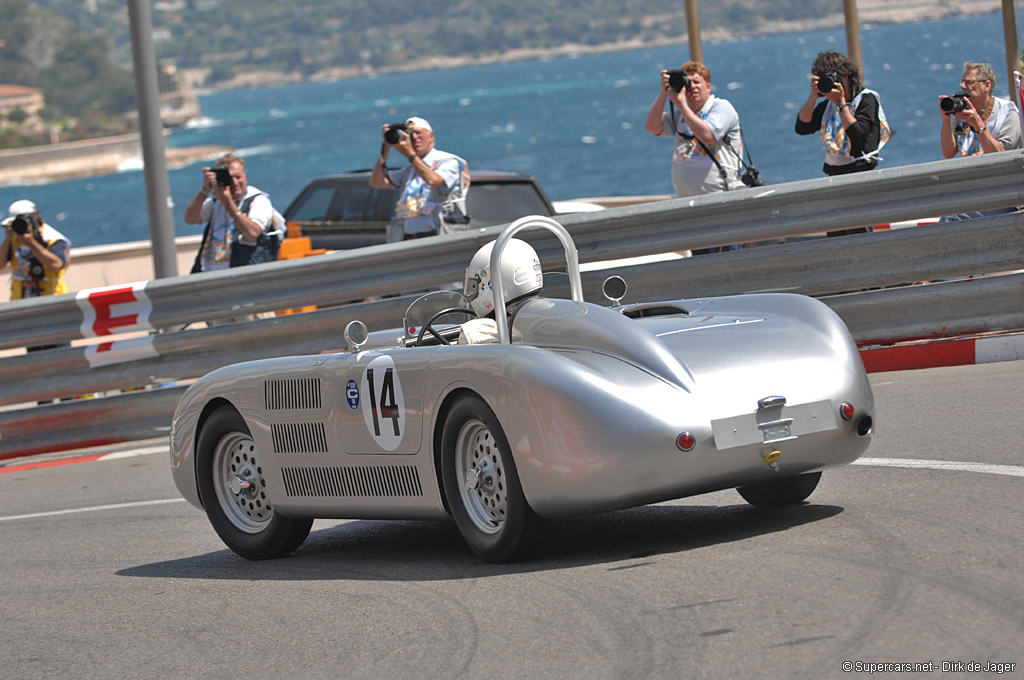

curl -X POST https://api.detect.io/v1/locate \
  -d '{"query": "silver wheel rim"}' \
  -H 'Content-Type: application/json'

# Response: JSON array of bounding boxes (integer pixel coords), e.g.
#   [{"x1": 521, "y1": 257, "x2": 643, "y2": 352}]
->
[
  {"x1": 455, "y1": 419, "x2": 508, "y2": 535},
  {"x1": 212, "y1": 432, "x2": 273, "y2": 534}
]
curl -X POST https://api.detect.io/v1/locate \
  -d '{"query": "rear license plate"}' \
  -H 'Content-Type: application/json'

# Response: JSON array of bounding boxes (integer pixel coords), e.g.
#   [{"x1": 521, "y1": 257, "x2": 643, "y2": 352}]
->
[
  {"x1": 760, "y1": 420, "x2": 792, "y2": 443},
  {"x1": 711, "y1": 399, "x2": 837, "y2": 450}
]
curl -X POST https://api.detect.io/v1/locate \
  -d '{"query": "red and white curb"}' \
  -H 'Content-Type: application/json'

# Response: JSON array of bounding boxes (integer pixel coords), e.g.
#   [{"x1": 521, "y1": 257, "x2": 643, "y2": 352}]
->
[
  {"x1": 0, "y1": 445, "x2": 164, "y2": 474},
  {"x1": 859, "y1": 332, "x2": 1024, "y2": 373}
]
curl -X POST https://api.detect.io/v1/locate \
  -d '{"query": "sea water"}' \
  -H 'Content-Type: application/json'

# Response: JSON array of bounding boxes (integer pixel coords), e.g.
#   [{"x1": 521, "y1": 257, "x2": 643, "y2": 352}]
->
[{"x1": 0, "y1": 12, "x2": 1017, "y2": 248}]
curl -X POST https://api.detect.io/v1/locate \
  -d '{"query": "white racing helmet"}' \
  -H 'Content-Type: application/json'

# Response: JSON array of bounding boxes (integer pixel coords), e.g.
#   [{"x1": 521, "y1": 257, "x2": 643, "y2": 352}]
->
[{"x1": 464, "y1": 237, "x2": 543, "y2": 317}]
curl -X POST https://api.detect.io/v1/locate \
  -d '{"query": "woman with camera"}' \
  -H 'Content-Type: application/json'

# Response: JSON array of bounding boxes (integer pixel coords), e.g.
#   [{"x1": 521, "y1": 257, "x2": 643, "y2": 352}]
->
[
  {"x1": 1, "y1": 199, "x2": 71, "y2": 300},
  {"x1": 939, "y1": 62, "x2": 1021, "y2": 160},
  {"x1": 795, "y1": 50, "x2": 891, "y2": 178}
]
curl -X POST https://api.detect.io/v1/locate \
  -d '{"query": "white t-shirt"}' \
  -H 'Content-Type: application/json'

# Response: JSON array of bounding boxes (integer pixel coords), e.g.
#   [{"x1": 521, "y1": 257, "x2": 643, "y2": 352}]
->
[{"x1": 658, "y1": 95, "x2": 744, "y2": 196}]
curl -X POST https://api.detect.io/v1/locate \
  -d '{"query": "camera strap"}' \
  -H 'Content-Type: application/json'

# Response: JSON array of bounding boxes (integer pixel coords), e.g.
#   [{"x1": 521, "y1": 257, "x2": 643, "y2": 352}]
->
[{"x1": 670, "y1": 101, "x2": 734, "y2": 188}]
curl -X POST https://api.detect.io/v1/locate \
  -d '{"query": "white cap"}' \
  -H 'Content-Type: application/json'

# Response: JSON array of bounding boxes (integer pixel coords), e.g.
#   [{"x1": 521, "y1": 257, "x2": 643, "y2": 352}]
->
[
  {"x1": 405, "y1": 116, "x2": 432, "y2": 132},
  {"x1": 9, "y1": 199, "x2": 38, "y2": 217}
]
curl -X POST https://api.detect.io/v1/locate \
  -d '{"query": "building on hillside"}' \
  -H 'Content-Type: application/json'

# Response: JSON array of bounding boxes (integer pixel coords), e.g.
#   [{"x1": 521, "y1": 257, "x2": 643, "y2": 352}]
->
[{"x1": 0, "y1": 84, "x2": 45, "y2": 131}]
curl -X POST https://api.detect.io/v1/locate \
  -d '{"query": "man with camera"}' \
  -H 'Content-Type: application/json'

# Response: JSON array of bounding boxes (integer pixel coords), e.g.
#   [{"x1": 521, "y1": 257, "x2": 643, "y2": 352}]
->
[
  {"x1": 644, "y1": 61, "x2": 745, "y2": 200},
  {"x1": 937, "y1": 62, "x2": 1020, "y2": 222},
  {"x1": 369, "y1": 116, "x2": 469, "y2": 242},
  {"x1": 939, "y1": 62, "x2": 1021, "y2": 159},
  {"x1": 184, "y1": 153, "x2": 279, "y2": 273},
  {"x1": 1, "y1": 199, "x2": 71, "y2": 300}
]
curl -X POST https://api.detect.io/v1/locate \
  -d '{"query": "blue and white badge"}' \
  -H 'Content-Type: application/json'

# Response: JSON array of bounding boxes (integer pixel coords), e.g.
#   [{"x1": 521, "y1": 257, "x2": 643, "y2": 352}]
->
[{"x1": 345, "y1": 379, "x2": 360, "y2": 409}]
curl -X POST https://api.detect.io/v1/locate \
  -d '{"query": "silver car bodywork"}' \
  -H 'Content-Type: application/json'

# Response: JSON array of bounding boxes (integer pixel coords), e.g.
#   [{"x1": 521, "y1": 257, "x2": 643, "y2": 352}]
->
[{"x1": 170, "y1": 216, "x2": 874, "y2": 560}]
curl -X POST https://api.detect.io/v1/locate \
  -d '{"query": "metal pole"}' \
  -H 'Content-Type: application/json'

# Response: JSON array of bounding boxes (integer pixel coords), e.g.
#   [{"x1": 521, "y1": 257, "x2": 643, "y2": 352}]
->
[
  {"x1": 1001, "y1": 0, "x2": 1021, "y2": 109},
  {"x1": 843, "y1": 0, "x2": 864, "y2": 79},
  {"x1": 126, "y1": 0, "x2": 178, "y2": 279},
  {"x1": 685, "y1": 0, "x2": 703, "y2": 64}
]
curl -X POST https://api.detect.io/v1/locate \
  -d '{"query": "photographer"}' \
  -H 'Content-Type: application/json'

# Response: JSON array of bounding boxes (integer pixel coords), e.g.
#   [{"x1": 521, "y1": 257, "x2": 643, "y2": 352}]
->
[
  {"x1": 644, "y1": 61, "x2": 745, "y2": 199},
  {"x1": 369, "y1": 116, "x2": 469, "y2": 242},
  {"x1": 796, "y1": 51, "x2": 891, "y2": 236},
  {"x1": 2, "y1": 199, "x2": 70, "y2": 301},
  {"x1": 644, "y1": 61, "x2": 744, "y2": 254},
  {"x1": 796, "y1": 51, "x2": 891, "y2": 178},
  {"x1": 939, "y1": 62, "x2": 1021, "y2": 159},
  {"x1": 184, "y1": 153, "x2": 279, "y2": 273},
  {"x1": 937, "y1": 62, "x2": 1020, "y2": 222}
]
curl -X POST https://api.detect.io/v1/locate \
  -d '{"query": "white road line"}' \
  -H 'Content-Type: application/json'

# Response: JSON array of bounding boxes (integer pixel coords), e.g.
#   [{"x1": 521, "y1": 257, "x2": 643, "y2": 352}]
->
[
  {"x1": 0, "y1": 498, "x2": 184, "y2": 522},
  {"x1": 3, "y1": 459, "x2": 1019, "y2": 524},
  {"x1": 98, "y1": 446, "x2": 167, "y2": 461},
  {"x1": 853, "y1": 458, "x2": 1024, "y2": 477}
]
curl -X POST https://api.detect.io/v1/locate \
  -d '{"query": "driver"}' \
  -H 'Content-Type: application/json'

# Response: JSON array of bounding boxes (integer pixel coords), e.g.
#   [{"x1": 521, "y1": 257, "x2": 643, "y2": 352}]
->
[{"x1": 459, "y1": 237, "x2": 543, "y2": 344}]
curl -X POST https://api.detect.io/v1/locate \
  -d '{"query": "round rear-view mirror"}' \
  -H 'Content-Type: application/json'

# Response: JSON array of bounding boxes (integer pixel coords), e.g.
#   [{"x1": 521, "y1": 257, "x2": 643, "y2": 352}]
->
[
  {"x1": 344, "y1": 320, "x2": 369, "y2": 352},
  {"x1": 602, "y1": 275, "x2": 627, "y2": 304}
]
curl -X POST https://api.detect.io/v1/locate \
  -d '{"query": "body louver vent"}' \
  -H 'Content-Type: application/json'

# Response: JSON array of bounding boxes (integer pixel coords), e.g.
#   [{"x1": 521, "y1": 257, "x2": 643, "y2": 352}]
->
[
  {"x1": 282, "y1": 465, "x2": 423, "y2": 498},
  {"x1": 265, "y1": 378, "x2": 322, "y2": 411},
  {"x1": 271, "y1": 422, "x2": 329, "y2": 454}
]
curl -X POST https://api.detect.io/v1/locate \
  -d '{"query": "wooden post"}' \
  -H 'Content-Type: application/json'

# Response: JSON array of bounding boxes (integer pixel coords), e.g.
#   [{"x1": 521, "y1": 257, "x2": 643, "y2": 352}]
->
[
  {"x1": 685, "y1": 0, "x2": 703, "y2": 64},
  {"x1": 843, "y1": 0, "x2": 864, "y2": 79},
  {"x1": 1001, "y1": 0, "x2": 1021, "y2": 108}
]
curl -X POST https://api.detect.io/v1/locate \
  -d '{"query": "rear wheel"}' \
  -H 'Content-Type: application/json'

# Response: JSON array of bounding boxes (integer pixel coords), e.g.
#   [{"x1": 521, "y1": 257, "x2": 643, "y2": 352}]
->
[
  {"x1": 196, "y1": 405, "x2": 312, "y2": 559},
  {"x1": 441, "y1": 395, "x2": 539, "y2": 562},
  {"x1": 737, "y1": 472, "x2": 822, "y2": 509}
]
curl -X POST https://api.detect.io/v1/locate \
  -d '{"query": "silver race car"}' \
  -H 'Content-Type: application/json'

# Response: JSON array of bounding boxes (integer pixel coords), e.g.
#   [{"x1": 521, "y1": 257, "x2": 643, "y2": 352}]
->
[{"x1": 170, "y1": 216, "x2": 874, "y2": 562}]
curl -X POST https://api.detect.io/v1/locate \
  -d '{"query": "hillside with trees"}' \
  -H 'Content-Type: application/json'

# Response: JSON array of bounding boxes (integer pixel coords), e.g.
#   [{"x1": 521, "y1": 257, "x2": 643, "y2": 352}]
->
[
  {"x1": 0, "y1": 0, "x2": 1005, "y2": 148},
  {"x1": 13, "y1": 0, "x2": 846, "y2": 86},
  {"x1": 0, "y1": 0, "x2": 139, "y2": 147}
]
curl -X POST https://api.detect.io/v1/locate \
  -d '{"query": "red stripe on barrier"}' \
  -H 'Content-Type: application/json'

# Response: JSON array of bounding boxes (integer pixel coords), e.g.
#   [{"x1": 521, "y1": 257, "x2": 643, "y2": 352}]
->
[
  {"x1": 0, "y1": 453, "x2": 106, "y2": 474},
  {"x1": 860, "y1": 338, "x2": 977, "y2": 373}
]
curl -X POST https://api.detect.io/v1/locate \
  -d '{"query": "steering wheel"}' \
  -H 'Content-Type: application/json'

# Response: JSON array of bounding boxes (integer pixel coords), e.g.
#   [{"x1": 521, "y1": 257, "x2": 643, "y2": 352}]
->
[{"x1": 415, "y1": 307, "x2": 477, "y2": 347}]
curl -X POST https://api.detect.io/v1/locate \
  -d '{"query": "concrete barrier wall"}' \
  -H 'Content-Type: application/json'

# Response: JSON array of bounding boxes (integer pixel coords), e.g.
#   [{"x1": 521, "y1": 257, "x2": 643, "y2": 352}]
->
[
  {"x1": 0, "y1": 134, "x2": 228, "y2": 183},
  {"x1": 0, "y1": 235, "x2": 202, "y2": 304}
]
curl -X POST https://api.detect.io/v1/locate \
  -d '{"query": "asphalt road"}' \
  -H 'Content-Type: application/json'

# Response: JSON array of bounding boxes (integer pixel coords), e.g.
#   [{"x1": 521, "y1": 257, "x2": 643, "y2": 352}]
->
[{"x1": 1, "y1": 362, "x2": 1022, "y2": 679}]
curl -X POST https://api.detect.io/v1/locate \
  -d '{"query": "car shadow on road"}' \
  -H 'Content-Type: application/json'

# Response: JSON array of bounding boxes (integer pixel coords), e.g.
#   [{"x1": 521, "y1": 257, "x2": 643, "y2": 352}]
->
[{"x1": 116, "y1": 501, "x2": 843, "y2": 581}]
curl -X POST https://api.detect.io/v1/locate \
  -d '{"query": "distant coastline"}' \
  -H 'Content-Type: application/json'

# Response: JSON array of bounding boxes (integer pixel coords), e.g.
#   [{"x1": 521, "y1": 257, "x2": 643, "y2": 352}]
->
[
  {"x1": 1, "y1": 0, "x2": 1007, "y2": 185},
  {"x1": 0, "y1": 135, "x2": 230, "y2": 185},
  {"x1": 202, "y1": 0, "x2": 1004, "y2": 91}
]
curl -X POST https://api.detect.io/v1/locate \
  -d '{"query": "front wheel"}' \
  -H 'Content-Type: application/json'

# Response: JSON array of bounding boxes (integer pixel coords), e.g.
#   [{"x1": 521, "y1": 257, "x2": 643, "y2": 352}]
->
[
  {"x1": 441, "y1": 395, "x2": 540, "y2": 562},
  {"x1": 196, "y1": 405, "x2": 312, "y2": 559},
  {"x1": 736, "y1": 472, "x2": 822, "y2": 509}
]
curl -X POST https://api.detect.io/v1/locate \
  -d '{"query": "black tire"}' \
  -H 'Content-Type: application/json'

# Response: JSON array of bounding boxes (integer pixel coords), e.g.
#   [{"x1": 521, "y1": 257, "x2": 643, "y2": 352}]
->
[
  {"x1": 441, "y1": 395, "x2": 540, "y2": 563},
  {"x1": 196, "y1": 405, "x2": 312, "y2": 560},
  {"x1": 737, "y1": 471, "x2": 822, "y2": 509}
]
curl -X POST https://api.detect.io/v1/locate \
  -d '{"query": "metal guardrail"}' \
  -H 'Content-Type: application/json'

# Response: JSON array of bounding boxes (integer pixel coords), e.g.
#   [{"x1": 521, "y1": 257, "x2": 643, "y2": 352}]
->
[{"x1": 1, "y1": 151, "x2": 1022, "y2": 457}]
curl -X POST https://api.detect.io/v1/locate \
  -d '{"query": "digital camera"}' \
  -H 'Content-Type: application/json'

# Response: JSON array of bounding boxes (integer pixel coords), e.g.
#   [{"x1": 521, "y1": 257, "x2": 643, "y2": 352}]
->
[
  {"x1": 383, "y1": 122, "x2": 409, "y2": 145},
  {"x1": 10, "y1": 214, "x2": 37, "y2": 236},
  {"x1": 940, "y1": 93, "x2": 969, "y2": 114},
  {"x1": 213, "y1": 166, "x2": 233, "y2": 187},
  {"x1": 817, "y1": 71, "x2": 841, "y2": 94},
  {"x1": 667, "y1": 69, "x2": 691, "y2": 93}
]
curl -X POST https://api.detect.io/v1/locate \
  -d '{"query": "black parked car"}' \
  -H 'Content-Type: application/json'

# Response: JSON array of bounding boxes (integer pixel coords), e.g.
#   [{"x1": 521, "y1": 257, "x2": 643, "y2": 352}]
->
[{"x1": 281, "y1": 170, "x2": 599, "y2": 250}]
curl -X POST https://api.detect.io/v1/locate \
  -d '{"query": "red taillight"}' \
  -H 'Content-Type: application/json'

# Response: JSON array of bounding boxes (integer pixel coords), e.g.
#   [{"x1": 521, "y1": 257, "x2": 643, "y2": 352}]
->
[
  {"x1": 676, "y1": 432, "x2": 696, "y2": 451},
  {"x1": 840, "y1": 402, "x2": 855, "y2": 421}
]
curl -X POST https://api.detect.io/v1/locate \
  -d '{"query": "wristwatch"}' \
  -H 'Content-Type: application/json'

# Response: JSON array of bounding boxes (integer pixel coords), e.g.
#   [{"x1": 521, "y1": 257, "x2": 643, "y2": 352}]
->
[{"x1": 407, "y1": 153, "x2": 418, "y2": 163}]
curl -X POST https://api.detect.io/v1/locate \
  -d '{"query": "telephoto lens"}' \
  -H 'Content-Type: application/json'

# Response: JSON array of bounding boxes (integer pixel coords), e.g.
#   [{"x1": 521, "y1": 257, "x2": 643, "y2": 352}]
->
[
  {"x1": 10, "y1": 216, "x2": 30, "y2": 235},
  {"x1": 817, "y1": 72, "x2": 839, "y2": 94},
  {"x1": 667, "y1": 69, "x2": 690, "y2": 93},
  {"x1": 940, "y1": 93, "x2": 969, "y2": 114},
  {"x1": 383, "y1": 123, "x2": 408, "y2": 145},
  {"x1": 213, "y1": 166, "x2": 232, "y2": 187}
]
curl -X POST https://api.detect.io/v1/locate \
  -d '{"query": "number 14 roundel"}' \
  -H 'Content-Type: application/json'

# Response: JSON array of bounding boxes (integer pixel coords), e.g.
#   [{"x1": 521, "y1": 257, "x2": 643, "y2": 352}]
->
[{"x1": 360, "y1": 355, "x2": 406, "y2": 451}]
